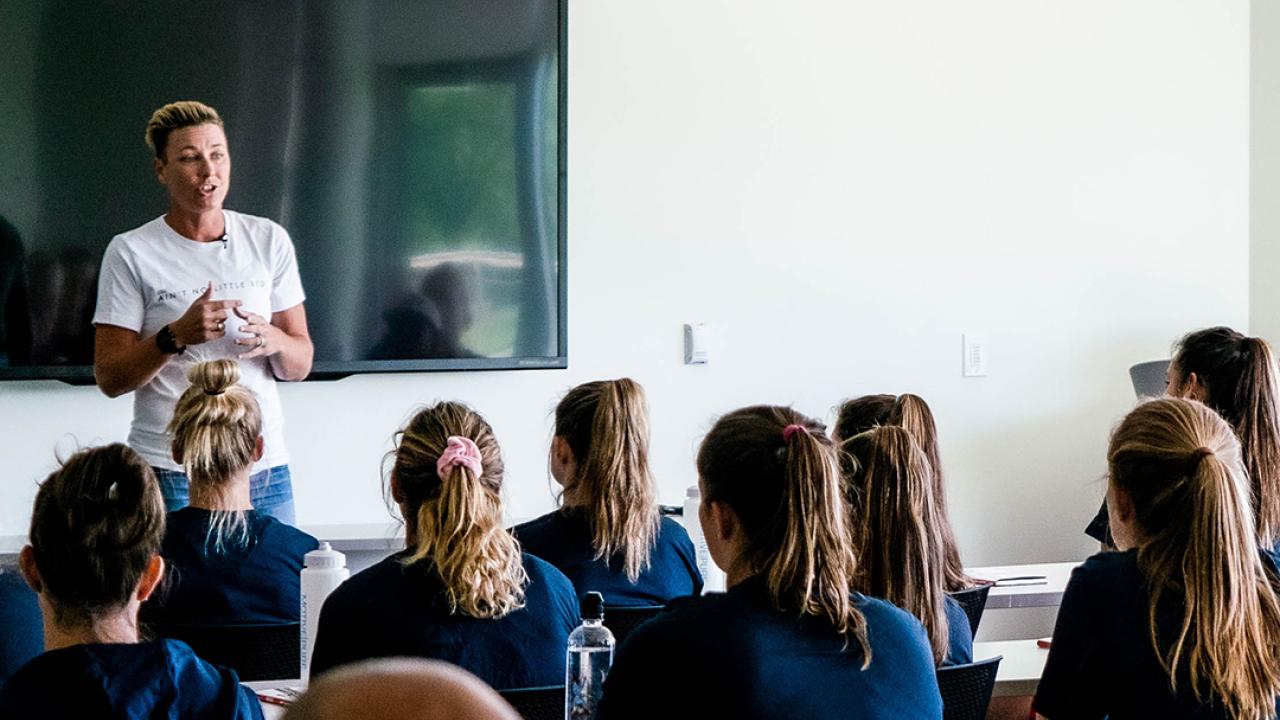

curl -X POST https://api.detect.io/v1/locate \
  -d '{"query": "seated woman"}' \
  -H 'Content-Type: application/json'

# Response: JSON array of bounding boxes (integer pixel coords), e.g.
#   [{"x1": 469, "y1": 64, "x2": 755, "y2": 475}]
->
[
  {"x1": 833, "y1": 393, "x2": 971, "y2": 591},
  {"x1": 841, "y1": 425, "x2": 973, "y2": 666},
  {"x1": 308, "y1": 401, "x2": 578, "y2": 689},
  {"x1": 597, "y1": 407, "x2": 942, "y2": 720},
  {"x1": 0, "y1": 444, "x2": 261, "y2": 717},
  {"x1": 1085, "y1": 327, "x2": 1280, "y2": 552},
  {"x1": 514, "y1": 378, "x2": 701, "y2": 605},
  {"x1": 1035, "y1": 398, "x2": 1280, "y2": 719},
  {"x1": 144, "y1": 360, "x2": 318, "y2": 626}
]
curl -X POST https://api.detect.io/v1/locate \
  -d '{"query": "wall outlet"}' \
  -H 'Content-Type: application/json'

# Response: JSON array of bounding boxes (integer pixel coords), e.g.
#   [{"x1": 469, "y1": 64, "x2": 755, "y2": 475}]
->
[{"x1": 963, "y1": 333, "x2": 988, "y2": 377}]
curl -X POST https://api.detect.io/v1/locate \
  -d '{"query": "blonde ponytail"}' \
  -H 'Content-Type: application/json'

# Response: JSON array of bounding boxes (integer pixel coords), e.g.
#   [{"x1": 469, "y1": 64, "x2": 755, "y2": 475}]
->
[
  {"x1": 887, "y1": 394, "x2": 971, "y2": 591},
  {"x1": 395, "y1": 402, "x2": 527, "y2": 618},
  {"x1": 697, "y1": 406, "x2": 869, "y2": 660},
  {"x1": 843, "y1": 426, "x2": 951, "y2": 665},
  {"x1": 167, "y1": 359, "x2": 261, "y2": 551},
  {"x1": 554, "y1": 379, "x2": 659, "y2": 582},
  {"x1": 1111, "y1": 398, "x2": 1280, "y2": 720}
]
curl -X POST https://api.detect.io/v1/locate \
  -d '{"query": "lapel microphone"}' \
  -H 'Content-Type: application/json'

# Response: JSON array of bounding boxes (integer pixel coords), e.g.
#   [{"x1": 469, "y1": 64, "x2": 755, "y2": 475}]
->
[{"x1": 220, "y1": 232, "x2": 228, "y2": 249}]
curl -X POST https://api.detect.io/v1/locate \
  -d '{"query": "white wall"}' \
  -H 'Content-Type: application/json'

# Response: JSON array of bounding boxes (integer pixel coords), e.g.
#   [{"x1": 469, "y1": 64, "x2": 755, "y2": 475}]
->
[
  {"x1": 0, "y1": 0, "x2": 1250, "y2": 567},
  {"x1": 1254, "y1": 0, "x2": 1280, "y2": 344}
]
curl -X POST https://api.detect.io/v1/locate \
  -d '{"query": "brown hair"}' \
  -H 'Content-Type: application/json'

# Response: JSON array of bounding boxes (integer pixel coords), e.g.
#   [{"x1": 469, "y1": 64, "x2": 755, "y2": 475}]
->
[
  {"x1": 28, "y1": 444, "x2": 165, "y2": 623},
  {"x1": 834, "y1": 393, "x2": 971, "y2": 590},
  {"x1": 697, "y1": 406, "x2": 868, "y2": 660},
  {"x1": 392, "y1": 401, "x2": 526, "y2": 618},
  {"x1": 554, "y1": 378, "x2": 659, "y2": 582},
  {"x1": 1110, "y1": 398, "x2": 1280, "y2": 720},
  {"x1": 1173, "y1": 327, "x2": 1280, "y2": 549},
  {"x1": 842, "y1": 426, "x2": 951, "y2": 665},
  {"x1": 168, "y1": 360, "x2": 262, "y2": 551},
  {"x1": 833, "y1": 394, "x2": 895, "y2": 442},
  {"x1": 145, "y1": 100, "x2": 224, "y2": 159}
]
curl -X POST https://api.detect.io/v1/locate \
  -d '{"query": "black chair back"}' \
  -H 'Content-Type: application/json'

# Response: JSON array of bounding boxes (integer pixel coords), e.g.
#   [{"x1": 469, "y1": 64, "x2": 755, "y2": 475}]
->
[
  {"x1": 499, "y1": 685, "x2": 564, "y2": 720},
  {"x1": 937, "y1": 655, "x2": 1002, "y2": 720},
  {"x1": 947, "y1": 584, "x2": 991, "y2": 638},
  {"x1": 145, "y1": 622, "x2": 300, "y2": 681},
  {"x1": 602, "y1": 605, "x2": 664, "y2": 647}
]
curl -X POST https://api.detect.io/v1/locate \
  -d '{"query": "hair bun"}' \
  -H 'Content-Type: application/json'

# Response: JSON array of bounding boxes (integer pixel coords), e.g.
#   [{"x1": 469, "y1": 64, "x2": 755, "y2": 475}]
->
[{"x1": 186, "y1": 358, "x2": 240, "y2": 395}]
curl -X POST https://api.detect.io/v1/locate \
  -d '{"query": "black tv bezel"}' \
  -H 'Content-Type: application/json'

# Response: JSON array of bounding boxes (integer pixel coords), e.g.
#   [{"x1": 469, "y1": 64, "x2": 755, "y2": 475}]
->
[{"x1": 3, "y1": 0, "x2": 568, "y2": 385}]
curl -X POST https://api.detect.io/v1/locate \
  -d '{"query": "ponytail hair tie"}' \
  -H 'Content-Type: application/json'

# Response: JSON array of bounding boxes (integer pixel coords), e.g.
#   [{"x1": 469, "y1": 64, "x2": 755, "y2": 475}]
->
[
  {"x1": 1187, "y1": 446, "x2": 1214, "y2": 472},
  {"x1": 782, "y1": 424, "x2": 807, "y2": 442},
  {"x1": 204, "y1": 389, "x2": 225, "y2": 396},
  {"x1": 437, "y1": 436, "x2": 483, "y2": 481}
]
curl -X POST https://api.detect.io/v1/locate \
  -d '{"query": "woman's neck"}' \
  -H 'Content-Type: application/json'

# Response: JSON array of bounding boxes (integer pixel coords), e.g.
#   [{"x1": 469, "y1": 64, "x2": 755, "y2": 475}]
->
[
  {"x1": 187, "y1": 470, "x2": 253, "y2": 511},
  {"x1": 725, "y1": 563, "x2": 752, "y2": 590},
  {"x1": 43, "y1": 607, "x2": 140, "y2": 651},
  {"x1": 164, "y1": 209, "x2": 224, "y2": 242}
]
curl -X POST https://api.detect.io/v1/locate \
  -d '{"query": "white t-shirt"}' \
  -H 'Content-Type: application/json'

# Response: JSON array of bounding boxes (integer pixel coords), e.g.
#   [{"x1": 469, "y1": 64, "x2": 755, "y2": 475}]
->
[{"x1": 93, "y1": 210, "x2": 306, "y2": 472}]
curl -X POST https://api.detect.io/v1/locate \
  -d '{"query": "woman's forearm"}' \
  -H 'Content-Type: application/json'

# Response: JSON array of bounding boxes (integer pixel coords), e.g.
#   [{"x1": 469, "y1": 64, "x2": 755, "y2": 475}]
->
[
  {"x1": 94, "y1": 327, "x2": 171, "y2": 397},
  {"x1": 269, "y1": 330, "x2": 313, "y2": 381}
]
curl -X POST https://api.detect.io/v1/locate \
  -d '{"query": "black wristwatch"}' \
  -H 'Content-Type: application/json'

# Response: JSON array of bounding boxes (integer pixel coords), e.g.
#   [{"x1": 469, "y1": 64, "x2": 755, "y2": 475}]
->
[{"x1": 156, "y1": 324, "x2": 186, "y2": 355}]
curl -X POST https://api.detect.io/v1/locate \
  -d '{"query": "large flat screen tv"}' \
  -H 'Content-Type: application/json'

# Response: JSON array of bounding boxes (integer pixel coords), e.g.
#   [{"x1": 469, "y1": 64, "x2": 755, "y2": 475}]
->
[{"x1": 0, "y1": 0, "x2": 566, "y2": 381}]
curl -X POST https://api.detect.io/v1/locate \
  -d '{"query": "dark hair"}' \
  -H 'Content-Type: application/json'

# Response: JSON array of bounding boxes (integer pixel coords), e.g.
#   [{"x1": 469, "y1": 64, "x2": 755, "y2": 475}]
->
[
  {"x1": 554, "y1": 378, "x2": 659, "y2": 582},
  {"x1": 842, "y1": 426, "x2": 951, "y2": 664},
  {"x1": 28, "y1": 444, "x2": 165, "y2": 622},
  {"x1": 1174, "y1": 327, "x2": 1280, "y2": 547},
  {"x1": 834, "y1": 393, "x2": 971, "y2": 590},
  {"x1": 833, "y1": 394, "x2": 895, "y2": 442},
  {"x1": 697, "y1": 405, "x2": 868, "y2": 658}
]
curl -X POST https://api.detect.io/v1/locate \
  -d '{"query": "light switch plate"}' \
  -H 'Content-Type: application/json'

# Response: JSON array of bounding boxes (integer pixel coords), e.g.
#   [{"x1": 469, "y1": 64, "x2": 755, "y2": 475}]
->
[{"x1": 963, "y1": 333, "x2": 988, "y2": 377}]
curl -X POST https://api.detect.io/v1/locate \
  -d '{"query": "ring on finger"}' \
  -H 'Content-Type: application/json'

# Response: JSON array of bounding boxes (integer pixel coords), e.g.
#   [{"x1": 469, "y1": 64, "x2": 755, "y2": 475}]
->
[{"x1": 217, "y1": 321, "x2": 225, "y2": 331}]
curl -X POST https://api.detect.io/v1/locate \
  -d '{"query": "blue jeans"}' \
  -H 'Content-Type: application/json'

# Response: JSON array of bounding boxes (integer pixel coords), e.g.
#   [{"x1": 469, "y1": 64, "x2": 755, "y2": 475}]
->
[{"x1": 153, "y1": 464, "x2": 296, "y2": 526}]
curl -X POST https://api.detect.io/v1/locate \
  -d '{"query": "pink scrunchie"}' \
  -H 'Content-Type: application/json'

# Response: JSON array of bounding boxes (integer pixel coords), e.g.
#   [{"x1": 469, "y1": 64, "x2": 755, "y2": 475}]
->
[
  {"x1": 436, "y1": 436, "x2": 483, "y2": 481},
  {"x1": 782, "y1": 424, "x2": 807, "y2": 442}
]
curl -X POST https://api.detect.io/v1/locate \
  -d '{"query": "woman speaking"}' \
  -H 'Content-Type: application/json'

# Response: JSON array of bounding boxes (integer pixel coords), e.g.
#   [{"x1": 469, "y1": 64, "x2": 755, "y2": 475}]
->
[{"x1": 93, "y1": 100, "x2": 312, "y2": 524}]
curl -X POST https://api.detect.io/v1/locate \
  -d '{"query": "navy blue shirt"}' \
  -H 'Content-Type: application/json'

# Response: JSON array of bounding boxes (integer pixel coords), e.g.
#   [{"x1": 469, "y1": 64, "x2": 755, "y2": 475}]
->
[
  {"x1": 514, "y1": 509, "x2": 703, "y2": 606},
  {"x1": 145, "y1": 508, "x2": 318, "y2": 625},
  {"x1": 0, "y1": 567, "x2": 42, "y2": 688},
  {"x1": 309, "y1": 550, "x2": 578, "y2": 690},
  {"x1": 1035, "y1": 550, "x2": 1280, "y2": 719},
  {"x1": 942, "y1": 594, "x2": 973, "y2": 666},
  {"x1": 0, "y1": 639, "x2": 262, "y2": 719},
  {"x1": 597, "y1": 575, "x2": 943, "y2": 720}
]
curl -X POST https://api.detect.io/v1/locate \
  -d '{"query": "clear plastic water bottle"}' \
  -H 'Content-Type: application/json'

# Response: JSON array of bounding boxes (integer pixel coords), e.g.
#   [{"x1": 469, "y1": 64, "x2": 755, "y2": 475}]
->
[{"x1": 565, "y1": 591, "x2": 614, "y2": 720}]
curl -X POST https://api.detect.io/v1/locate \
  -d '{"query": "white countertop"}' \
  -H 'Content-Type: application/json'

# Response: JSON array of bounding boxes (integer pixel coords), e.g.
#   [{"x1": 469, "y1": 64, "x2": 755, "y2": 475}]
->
[
  {"x1": 974, "y1": 638, "x2": 1049, "y2": 697},
  {"x1": 967, "y1": 561, "x2": 1079, "y2": 609},
  {"x1": 1, "y1": 518, "x2": 543, "y2": 561}
]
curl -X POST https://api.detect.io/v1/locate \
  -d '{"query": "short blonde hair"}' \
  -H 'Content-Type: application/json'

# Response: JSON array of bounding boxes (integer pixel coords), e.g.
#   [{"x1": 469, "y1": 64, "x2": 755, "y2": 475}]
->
[{"x1": 145, "y1": 101, "x2": 223, "y2": 158}]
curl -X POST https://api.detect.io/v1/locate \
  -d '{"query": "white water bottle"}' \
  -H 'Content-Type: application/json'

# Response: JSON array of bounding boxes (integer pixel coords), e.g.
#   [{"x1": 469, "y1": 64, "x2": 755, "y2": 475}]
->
[
  {"x1": 566, "y1": 592, "x2": 614, "y2": 720},
  {"x1": 300, "y1": 541, "x2": 349, "y2": 677},
  {"x1": 684, "y1": 486, "x2": 727, "y2": 592}
]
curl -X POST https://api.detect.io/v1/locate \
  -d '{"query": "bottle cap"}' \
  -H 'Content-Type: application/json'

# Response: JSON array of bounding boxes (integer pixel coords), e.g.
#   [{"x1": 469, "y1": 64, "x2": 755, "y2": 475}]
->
[
  {"x1": 580, "y1": 591, "x2": 605, "y2": 621},
  {"x1": 686, "y1": 485, "x2": 700, "y2": 499},
  {"x1": 304, "y1": 541, "x2": 347, "y2": 569}
]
